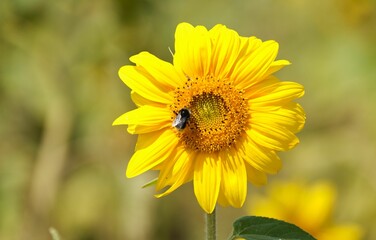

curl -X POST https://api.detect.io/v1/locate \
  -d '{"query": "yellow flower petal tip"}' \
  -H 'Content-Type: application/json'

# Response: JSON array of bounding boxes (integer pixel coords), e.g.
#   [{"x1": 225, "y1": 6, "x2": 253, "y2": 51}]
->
[{"x1": 114, "y1": 22, "x2": 305, "y2": 213}]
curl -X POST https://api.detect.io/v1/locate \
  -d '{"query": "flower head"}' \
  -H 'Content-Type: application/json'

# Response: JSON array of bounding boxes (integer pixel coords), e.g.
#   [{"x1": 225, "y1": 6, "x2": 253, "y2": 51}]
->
[
  {"x1": 114, "y1": 22, "x2": 305, "y2": 213},
  {"x1": 249, "y1": 181, "x2": 363, "y2": 240}
]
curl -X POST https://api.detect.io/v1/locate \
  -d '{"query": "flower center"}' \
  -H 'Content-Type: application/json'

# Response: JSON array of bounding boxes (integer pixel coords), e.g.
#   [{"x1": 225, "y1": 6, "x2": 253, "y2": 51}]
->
[
  {"x1": 171, "y1": 76, "x2": 249, "y2": 153},
  {"x1": 190, "y1": 93, "x2": 226, "y2": 131}
]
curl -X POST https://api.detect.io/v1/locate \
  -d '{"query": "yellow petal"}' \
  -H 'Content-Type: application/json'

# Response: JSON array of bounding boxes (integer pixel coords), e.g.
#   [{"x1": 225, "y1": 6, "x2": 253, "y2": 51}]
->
[
  {"x1": 130, "y1": 51, "x2": 185, "y2": 90},
  {"x1": 155, "y1": 147, "x2": 182, "y2": 191},
  {"x1": 250, "y1": 181, "x2": 307, "y2": 227},
  {"x1": 248, "y1": 81, "x2": 305, "y2": 107},
  {"x1": 174, "y1": 23, "x2": 211, "y2": 77},
  {"x1": 193, "y1": 153, "x2": 221, "y2": 213},
  {"x1": 131, "y1": 91, "x2": 151, "y2": 107},
  {"x1": 126, "y1": 129, "x2": 178, "y2": 178},
  {"x1": 244, "y1": 163, "x2": 267, "y2": 186},
  {"x1": 267, "y1": 181, "x2": 304, "y2": 215},
  {"x1": 244, "y1": 75, "x2": 279, "y2": 100},
  {"x1": 260, "y1": 59, "x2": 291, "y2": 79},
  {"x1": 248, "y1": 123, "x2": 299, "y2": 151},
  {"x1": 217, "y1": 187, "x2": 230, "y2": 207},
  {"x1": 219, "y1": 150, "x2": 247, "y2": 208},
  {"x1": 295, "y1": 182, "x2": 336, "y2": 232},
  {"x1": 239, "y1": 135, "x2": 282, "y2": 174},
  {"x1": 113, "y1": 105, "x2": 171, "y2": 134},
  {"x1": 174, "y1": 22, "x2": 195, "y2": 75},
  {"x1": 119, "y1": 65, "x2": 173, "y2": 104},
  {"x1": 250, "y1": 196, "x2": 282, "y2": 219},
  {"x1": 155, "y1": 148, "x2": 195, "y2": 197},
  {"x1": 130, "y1": 91, "x2": 166, "y2": 108},
  {"x1": 250, "y1": 102, "x2": 306, "y2": 134},
  {"x1": 233, "y1": 40, "x2": 279, "y2": 89},
  {"x1": 209, "y1": 24, "x2": 241, "y2": 79},
  {"x1": 318, "y1": 225, "x2": 363, "y2": 240},
  {"x1": 239, "y1": 36, "x2": 262, "y2": 56}
]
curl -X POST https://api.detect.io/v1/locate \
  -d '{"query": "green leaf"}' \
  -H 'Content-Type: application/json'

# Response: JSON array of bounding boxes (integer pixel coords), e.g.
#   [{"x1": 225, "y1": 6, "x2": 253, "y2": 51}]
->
[{"x1": 229, "y1": 216, "x2": 316, "y2": 240}]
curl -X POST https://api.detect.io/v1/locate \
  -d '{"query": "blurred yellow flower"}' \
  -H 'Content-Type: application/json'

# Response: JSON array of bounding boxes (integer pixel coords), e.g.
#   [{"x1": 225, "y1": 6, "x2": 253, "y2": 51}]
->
[
  {"x1": 114, "y1": 22, "x2": 305, "y2": 213},
  {"x1": 249, "y1": 181, "x2": 363, "y2": 240}
]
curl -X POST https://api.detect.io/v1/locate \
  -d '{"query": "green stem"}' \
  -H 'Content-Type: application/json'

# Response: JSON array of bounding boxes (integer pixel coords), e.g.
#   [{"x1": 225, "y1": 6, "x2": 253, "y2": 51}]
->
[{"x1": 206, "y1": 208, "x2": 216, "y2": 240}]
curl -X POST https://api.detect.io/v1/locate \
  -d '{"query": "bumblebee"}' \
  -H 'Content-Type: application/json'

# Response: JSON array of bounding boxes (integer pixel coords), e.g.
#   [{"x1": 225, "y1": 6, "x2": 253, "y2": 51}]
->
[{"x1": 172, "y1": 108, "x2": 191, "y2": 130}]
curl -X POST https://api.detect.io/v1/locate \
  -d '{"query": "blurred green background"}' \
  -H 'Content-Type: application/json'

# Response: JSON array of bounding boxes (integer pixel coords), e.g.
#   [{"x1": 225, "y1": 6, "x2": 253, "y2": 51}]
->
[{"x1": 0, "y1": 0, "x2": 375, "y2": 239}]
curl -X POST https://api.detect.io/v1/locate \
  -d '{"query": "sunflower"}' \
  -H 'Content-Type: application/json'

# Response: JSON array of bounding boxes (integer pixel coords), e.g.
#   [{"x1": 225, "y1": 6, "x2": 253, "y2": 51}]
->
[
  {"x1": 114, "y1": 22, "x2": 305, "y2": 213},
  {"x1": 249, "y1": 181, "x2": 363, "y2": 240}
]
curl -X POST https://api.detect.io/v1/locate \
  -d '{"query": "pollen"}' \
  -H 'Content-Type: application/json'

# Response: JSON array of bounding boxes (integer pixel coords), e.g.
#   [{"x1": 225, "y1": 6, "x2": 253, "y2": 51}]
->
[{"x1": 171, "y1": 76, "x2": 249, "y2": 153}]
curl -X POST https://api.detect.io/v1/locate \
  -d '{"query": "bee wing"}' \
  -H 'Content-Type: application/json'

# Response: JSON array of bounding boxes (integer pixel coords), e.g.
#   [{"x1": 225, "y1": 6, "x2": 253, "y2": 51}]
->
[{"x1": 172, "y1": 114, "x2": 183, "y2": 128}]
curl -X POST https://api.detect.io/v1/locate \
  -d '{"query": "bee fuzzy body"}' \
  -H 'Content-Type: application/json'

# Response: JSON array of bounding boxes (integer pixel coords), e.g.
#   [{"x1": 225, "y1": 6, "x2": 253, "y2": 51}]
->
[{"x1": 172, "y1": 108, "x2": 191, "y2": 130}]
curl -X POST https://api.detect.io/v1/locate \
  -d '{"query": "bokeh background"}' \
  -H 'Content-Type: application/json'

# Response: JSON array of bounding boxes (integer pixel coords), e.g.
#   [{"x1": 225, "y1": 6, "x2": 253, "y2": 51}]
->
[{"x1": 1, "y1": 0, "x2": 375, "y2": 239}]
